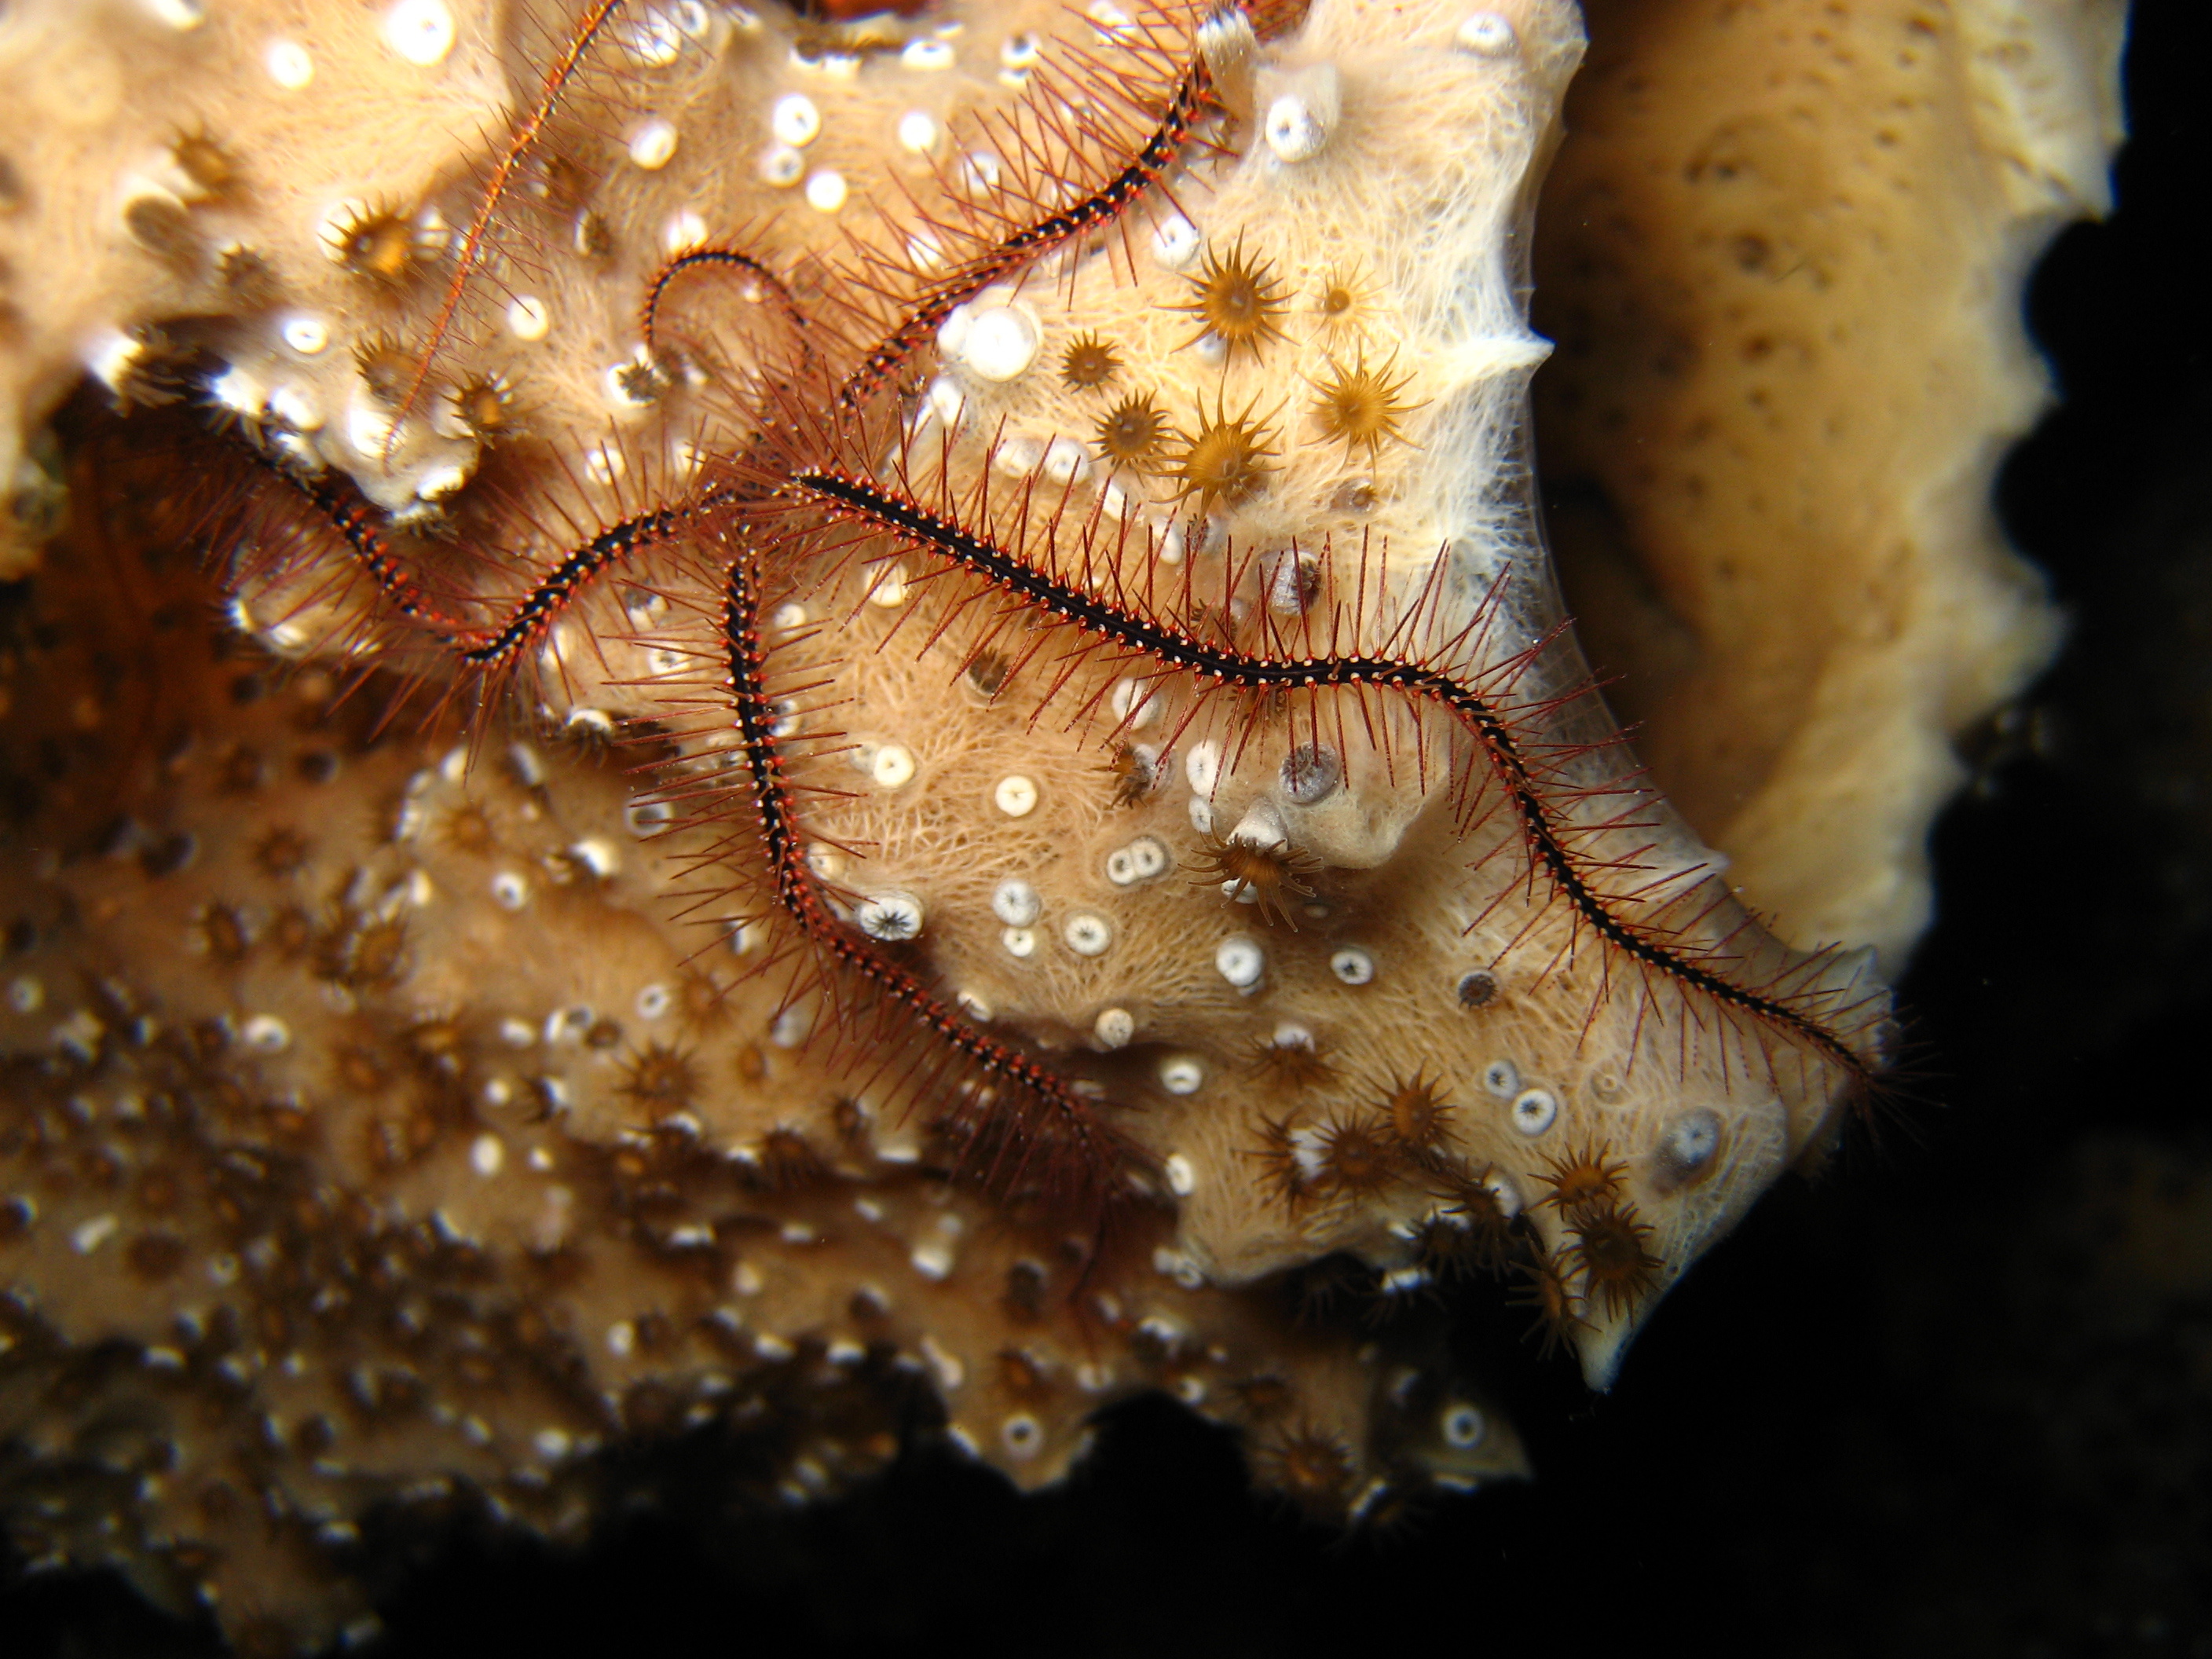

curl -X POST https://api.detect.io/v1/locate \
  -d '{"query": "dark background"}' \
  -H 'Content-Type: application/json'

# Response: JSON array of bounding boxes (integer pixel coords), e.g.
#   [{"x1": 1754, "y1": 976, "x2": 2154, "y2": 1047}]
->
[{"x1": 8, "y1": 0, "x2": 2210, "y2": 1652}]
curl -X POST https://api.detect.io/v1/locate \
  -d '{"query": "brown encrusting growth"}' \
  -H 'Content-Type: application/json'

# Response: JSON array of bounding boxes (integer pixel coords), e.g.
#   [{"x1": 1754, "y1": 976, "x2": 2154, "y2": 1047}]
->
[{"x1": 3, "y1": 434, "x2": 1517, "y2": 1641}]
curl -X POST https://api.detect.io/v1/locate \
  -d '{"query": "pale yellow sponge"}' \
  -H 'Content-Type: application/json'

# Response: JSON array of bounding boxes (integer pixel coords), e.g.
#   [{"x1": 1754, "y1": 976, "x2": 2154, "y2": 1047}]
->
[
  {"x1": 1535, "y1": 0, "x2": 2125, "y2": 967},
  {"x1": 0, "y1": 0, "x2": 1077, "y2": 563},
  {"x1": 0, "y1": 0, "x2": 514, "y2": 562},
  {"x1": 1, "y1": 420, "x2": 1522, "y2": 1643},
  {"x1": 698, "y1": 0, "x2": 1884, "y2": 1393},
  {"x1": 0, "y1": 0, "x2": 2126, "y2": 1647}
]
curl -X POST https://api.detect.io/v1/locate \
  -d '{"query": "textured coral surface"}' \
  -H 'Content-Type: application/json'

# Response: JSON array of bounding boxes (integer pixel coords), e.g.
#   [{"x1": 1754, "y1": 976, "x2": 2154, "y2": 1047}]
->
[
  {"x1": 5, "y1": 434, "x2": 1525, "y2": 1646},
  {"x1": 0, "y1": 0, "x2": 2120, "y2": 1648}
]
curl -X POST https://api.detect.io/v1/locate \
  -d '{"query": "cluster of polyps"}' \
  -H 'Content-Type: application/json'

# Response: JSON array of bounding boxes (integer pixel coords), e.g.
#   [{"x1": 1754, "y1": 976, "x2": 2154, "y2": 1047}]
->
[
  {"x1": 695, "y1": 0, "x2": 1888, "y2": 1381},
  {"x1": 0, "y1": 0, "x2": 1946, "y2": 1644},
  {"x1": 0, "y1": 412, "x2": 1529, "y2": 1646}
]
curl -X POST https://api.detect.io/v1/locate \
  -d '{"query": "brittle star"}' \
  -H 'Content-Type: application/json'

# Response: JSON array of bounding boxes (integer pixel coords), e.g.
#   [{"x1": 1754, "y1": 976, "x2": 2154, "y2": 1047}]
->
[{"x1": 187, "y1": 0, "x2": 1883, "y2": 1240}]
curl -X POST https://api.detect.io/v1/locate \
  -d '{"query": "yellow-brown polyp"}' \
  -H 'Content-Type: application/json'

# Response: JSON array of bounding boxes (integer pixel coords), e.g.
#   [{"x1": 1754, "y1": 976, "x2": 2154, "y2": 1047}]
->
[{"x1": 0, "y1": 0, "x2": 2122, "y2": 1648}]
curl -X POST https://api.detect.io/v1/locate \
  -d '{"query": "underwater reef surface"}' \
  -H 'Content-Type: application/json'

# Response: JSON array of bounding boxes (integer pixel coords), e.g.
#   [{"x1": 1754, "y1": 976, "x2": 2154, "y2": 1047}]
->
[{"x1": 5, "y1": 0, "x2": 2209, "y2": 1653}]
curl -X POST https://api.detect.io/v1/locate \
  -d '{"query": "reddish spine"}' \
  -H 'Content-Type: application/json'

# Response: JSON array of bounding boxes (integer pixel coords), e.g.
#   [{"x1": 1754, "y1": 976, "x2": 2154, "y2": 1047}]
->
[{"x1": 244, "y1": 430, "x2": 749, "y2": 676}]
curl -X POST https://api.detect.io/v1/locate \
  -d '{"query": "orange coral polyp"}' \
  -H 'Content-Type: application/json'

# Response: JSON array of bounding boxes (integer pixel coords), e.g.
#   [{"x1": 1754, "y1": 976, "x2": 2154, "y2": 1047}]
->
[
  {"x1": 1382, "y1": 1071, "x2": 1456, "y2": 1153},
  {"x1": 1166, "y1": 394, "x2": 1280, "y2": 515},
  {"x1": 1060, "y1": 331, "x2": 1123, "y2": 389},
  {"x1": 1309, "y1": 353, "x2": 1421, "y2": 458},
  {"x1": 1173, "y1": 235, "x2": 1291, "y2": 361},
  {"x1": 1191, "y1": 830, "x2": 1320, "y2": 927},
  {"x1": 1311, "y1": 1113, "x2": 1400, "y2": 1197},
  {"x1": 331, "y1": 203, "x2": 430, "y2": 290},
  {"x1": 1566, "y1": 1203, "x2": 1664, "y2": 1317},
  {"x1": 1093, "y1": 390, "x2": 1170, "y2": 466},
  {"x1": 1533, "y1": 1140, "x2": 1630, "y2": 1218}
]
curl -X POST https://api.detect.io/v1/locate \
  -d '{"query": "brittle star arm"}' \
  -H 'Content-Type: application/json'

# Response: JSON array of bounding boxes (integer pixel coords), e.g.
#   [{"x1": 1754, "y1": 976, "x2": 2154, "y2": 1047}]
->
[{"x1": 787, "y1": 465, "x2": 1878, "y2": 1090}]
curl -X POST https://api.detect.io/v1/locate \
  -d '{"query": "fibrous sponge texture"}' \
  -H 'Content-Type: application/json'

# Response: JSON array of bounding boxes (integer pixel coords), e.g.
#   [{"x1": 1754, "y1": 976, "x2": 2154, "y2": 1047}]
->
[
  {"x1": 1534, "y1": 0, "x2": 2122, "y2": 966},
  {"x1": 0, "y1": 0, "x2": 2117, "y2": 1647}
]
